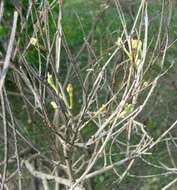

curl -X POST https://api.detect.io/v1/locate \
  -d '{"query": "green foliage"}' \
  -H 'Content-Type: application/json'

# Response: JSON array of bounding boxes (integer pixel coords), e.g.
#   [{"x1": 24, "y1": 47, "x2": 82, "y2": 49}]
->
[{"x1": 0, "y1": 25, "x2": 7, "y2": 38}]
